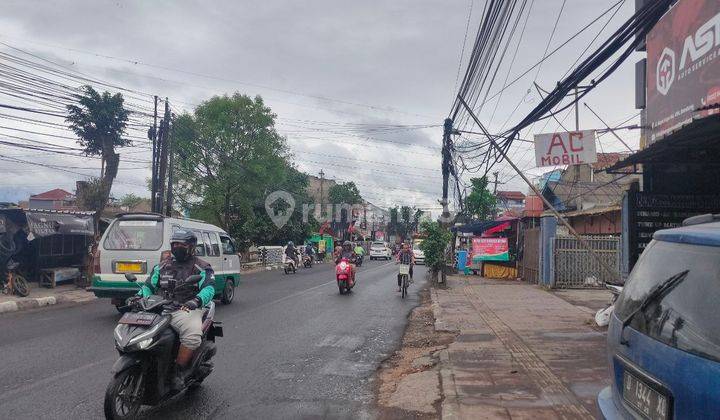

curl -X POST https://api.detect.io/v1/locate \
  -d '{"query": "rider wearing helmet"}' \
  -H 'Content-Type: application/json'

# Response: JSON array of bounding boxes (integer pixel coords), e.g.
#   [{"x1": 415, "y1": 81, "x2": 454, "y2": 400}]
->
[
  {"x1": 285, "y1": 241, "x2": 299, "y2": 267},
  {"x1": 134, "y1": 229, "x2": 215, "y2": 389},
  {"x1": 335, "y1": 241, "x2": 357, "y2": 278}
]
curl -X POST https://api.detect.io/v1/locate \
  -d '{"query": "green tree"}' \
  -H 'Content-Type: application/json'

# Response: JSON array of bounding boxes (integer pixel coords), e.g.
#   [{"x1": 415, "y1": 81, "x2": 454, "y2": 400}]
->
[
  {"x1": 419, "y1": 220, "x2": 452, "y2": 273},
  {"x1": 172, "y1": 93, "x2": 315, "y2": 248},
  {"x1": 327, "y1": 182, "x2": 362, "y2": 205},
  {"x1": 119, "y1": 193, "x2": 144, "y2": 210},
  {"x1": 464, "y1": 176, "x2": 496, "y2": 221},
  {"x1": 387, "y1": 205, "x2": 423, "y2": 240},
  {"x1": 66, "y1": 85, "x2": 129, "y2": 221}
]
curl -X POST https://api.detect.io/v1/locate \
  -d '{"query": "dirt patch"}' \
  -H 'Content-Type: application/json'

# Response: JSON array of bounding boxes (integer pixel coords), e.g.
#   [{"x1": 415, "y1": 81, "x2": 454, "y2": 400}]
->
[{"x1": 374, "y1": 288, "x2": 457, "y2": 419}]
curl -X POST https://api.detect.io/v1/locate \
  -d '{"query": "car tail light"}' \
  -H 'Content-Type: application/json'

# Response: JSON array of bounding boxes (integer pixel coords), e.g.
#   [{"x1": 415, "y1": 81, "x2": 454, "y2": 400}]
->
[{"x1": 93, "y1": 250, "x2": 101, "y2": 274}]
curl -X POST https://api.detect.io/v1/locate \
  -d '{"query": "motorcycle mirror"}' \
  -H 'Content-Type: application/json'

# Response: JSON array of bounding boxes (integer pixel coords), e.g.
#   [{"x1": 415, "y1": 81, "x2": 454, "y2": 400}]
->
[{"x1": 125, "y1": 273, "x2": 138, "y2": 282}]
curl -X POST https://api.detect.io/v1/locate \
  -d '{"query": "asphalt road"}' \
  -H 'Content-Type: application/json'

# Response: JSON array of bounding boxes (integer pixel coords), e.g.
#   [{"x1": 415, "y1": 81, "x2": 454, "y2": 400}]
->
[{"x1": 0, "y1": 259, "x2": 427, "y2": 419}]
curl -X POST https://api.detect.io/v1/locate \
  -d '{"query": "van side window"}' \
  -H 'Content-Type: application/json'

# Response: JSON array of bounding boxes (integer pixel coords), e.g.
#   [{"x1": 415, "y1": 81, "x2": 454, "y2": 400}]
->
[
  {"x1": 220, "y1": 235, "x2": 236, "y2": 255},
  {"x1": 209, "y1": 233, "x2": 221, "y2": 256},
  {"x1": 193, "y1": 230, "x2": 206, "y2": 256},
  {"x1": 203, "y1": 232, "x2": 217, "y2": 257}
]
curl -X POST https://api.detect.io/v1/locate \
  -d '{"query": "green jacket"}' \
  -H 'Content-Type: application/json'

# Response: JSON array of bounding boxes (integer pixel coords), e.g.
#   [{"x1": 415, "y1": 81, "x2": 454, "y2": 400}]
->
[
  {"x1": 138, "y1": 256, "x2": 215, "y2": 306},
  {"x1": 354, "y1": 246, "x2": 365, "y2": 255}
]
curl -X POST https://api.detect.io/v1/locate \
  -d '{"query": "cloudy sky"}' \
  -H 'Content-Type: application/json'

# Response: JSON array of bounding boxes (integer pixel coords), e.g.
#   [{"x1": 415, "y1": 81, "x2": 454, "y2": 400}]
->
[{"x1": 0, "y1": 0, "x2": 643, "y2": 213}]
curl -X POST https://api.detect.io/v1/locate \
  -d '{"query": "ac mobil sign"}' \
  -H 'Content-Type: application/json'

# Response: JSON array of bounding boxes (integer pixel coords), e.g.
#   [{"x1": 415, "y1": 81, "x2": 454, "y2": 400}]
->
[
  {"x1": 647, "y1": 0, "x2": 720, "y2": 143},
  {"x1": 534, "y1": 130, "x2": 597, "y2": 168}
]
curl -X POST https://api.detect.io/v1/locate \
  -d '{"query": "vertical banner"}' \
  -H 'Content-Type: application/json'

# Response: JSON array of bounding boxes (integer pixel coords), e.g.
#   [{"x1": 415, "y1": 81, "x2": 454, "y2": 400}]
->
[{"x1": 534, "y1": 130, "x2": 597, "y2": 167}]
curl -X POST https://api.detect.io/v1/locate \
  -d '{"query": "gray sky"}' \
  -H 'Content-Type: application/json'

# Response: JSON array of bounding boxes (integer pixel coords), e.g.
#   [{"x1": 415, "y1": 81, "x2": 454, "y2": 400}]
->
[{"x1": 0, "y1": 0, "x2": 642, "y2": 212}]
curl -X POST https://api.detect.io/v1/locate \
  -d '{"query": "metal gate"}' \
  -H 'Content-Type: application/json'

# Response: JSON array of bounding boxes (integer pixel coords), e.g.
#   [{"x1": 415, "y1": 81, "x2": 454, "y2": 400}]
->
[
  {"x1": 519, "y1": 227, "x2": 540, "y2": 284},
  {"x1": 553, "y1": 235, "x2": 620, "y2": 288}
]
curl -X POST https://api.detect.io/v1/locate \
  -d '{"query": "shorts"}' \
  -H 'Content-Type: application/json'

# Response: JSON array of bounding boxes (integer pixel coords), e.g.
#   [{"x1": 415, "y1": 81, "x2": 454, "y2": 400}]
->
[{"x1": 170, "y1": 308, "x2": 203, "y2": 350}]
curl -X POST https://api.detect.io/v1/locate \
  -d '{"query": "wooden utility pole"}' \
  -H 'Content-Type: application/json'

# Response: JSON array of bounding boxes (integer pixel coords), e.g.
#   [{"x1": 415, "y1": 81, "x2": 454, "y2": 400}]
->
[{"x1": 458, "y1": 97, "x2": 620, "y2": 280}]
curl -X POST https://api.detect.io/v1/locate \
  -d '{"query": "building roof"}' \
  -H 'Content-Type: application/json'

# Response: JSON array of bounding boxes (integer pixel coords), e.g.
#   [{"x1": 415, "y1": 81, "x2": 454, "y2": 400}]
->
[
  {"x1": 496, "y1": 190, "x2": 525, "y2": 201},
  {"x1": 654, "y1": 222, "x2": 720, "y2": 247},
  {"x1": 29, "y1": 188, "x2": 73, "y2": 201}
]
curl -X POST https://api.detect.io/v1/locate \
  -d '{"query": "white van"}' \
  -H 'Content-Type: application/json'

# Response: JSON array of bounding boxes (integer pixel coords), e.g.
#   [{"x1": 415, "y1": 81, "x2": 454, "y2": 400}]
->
[{"x1": 88, "y1": 213, "x2": 240, "y2": 311}]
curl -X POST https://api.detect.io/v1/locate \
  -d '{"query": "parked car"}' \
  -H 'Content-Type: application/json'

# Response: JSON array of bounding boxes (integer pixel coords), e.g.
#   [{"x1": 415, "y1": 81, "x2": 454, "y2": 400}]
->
[
  {"x1": 369, "y1": 241, "x2": 391, "y2": 260},
  {"x1": 597, "y1": 215, "x2": 720, "y2": 419},
  {"x1": 412, "y1": 239, "x2": 425, "y2": 265},
  {"x1": 88, "y1": 213, "x2": 241, "y2": 312}
]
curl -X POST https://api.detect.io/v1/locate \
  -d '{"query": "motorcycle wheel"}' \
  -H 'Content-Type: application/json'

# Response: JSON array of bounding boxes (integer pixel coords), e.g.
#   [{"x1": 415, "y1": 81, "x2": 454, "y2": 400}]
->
[
  {"x1": 12, "y1": 274, "x2": 29, "y2": 297},
  {"x1": 338, "y1": 284, "x2": 345, "y2": 294},
  {"x1": 104, "y1": 366, "x2": 144, "y2": 420}
]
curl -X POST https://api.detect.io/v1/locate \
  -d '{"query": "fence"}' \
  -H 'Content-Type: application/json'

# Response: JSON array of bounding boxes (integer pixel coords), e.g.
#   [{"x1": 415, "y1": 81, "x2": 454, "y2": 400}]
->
[
  {"x1": 553, "y1": 235, "x2": 620, "y2": 288},
  {"x1": 519, "y1": 227, "x2": 540, "y2": 284}
]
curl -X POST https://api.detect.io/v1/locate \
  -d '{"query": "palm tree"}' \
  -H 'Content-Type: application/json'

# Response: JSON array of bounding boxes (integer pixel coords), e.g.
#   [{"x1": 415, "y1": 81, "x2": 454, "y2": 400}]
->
[{"x1": 66, "y1": 85, "x2": 130, "y2": 221}]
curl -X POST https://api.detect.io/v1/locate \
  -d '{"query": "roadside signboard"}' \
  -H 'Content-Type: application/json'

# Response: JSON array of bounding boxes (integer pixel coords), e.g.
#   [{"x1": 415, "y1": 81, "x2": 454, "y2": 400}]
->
[
  {"x1": 471, "y1": 237, "x2": 509, "y2": 262},
  {"x1": 534, "y1": 130, "x2": 597, "y2": 167},
  {"x1": 375, "y1": 231, "x2": 384, "y2": 241},
  {"x1": 646, "y1": 0, "x2": 720, "y2": 143}
]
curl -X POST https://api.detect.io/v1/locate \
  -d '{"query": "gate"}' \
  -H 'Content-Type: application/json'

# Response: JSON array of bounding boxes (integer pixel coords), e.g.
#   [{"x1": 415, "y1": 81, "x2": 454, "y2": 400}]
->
[
  {"x1": 553, "y1": 235, "x2": 620, "y2": 288},
  {"x1": 519, "y1": 227, "x2": 540, "y2": 284}
]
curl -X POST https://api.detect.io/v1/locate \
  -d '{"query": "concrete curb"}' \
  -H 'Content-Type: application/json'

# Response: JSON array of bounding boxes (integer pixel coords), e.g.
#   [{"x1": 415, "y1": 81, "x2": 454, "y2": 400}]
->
[
  {"x1": 438, "y1": 349, "x2": 461, "y2": 419},
  {"x1": 0, "y1": 293, "x2": 95, "y2": 315}
]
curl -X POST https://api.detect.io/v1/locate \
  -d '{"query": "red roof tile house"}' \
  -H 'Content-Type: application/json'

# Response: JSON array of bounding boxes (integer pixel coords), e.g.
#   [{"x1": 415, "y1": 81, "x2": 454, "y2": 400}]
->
[
  {"x1": 496, "y1": 190, "x2": 526, "y2": 212},
  {"x1": 28, "y1": 189, "x2": 77, "y2": 211}
]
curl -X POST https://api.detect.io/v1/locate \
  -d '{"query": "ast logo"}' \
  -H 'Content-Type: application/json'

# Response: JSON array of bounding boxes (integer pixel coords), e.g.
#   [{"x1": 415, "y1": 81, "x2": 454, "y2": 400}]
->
[{"x1": 657, "y1": 47, "x2": 675, "y2": 96}]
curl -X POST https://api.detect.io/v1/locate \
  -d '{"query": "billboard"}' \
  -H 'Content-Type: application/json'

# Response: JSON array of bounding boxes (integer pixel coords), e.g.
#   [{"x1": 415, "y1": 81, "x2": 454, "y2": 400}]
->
[
  {"x1": 534, "y1": 130, "x2": 597, "y2": 168},
  {"x1": 646, "y1": 0, "x2": 720, "y2": 143},
  {"x1": 471, "y1": 237, "x2": 509, "y2": 262}
]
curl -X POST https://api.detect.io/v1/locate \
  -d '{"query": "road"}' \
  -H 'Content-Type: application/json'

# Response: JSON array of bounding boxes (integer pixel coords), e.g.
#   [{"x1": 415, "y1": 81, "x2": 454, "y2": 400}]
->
[{"x1": 0, "y1": 259, "x2": 427, "y2": 419}]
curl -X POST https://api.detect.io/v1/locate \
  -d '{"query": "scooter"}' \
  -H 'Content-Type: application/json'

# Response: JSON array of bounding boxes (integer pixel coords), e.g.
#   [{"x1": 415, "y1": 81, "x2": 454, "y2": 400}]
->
[
  {"x1": 104, "y1": 274, "x2": 223, "y2": 420},
  {"x1": 595, "y1": 283, "x2": 623, "y2": 327},
  {"x1": 283, "y1": 253, "x2": 298, "y2": 274},
  {"x1": 303, "y1": 254, "x2": 313, "y2": 268},
  {"x1": 354, "y1": 254, "x2": 364, "y2": 267},
  {"x1": 335, "y1": 258, "x2": 355, "y2": 294}
]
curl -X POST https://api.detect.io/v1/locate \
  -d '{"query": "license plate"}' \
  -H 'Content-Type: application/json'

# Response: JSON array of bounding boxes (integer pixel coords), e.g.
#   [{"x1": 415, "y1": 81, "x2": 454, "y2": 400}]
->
[
  {"x1": 115, "y1": 261, "x2": 143, "y2": 273},
  {"x1": 118, "y1": 312, "x2": 157, "y2": 326},
  {"x1": 622, "y1": 371, "x2": 670, "y2": 420}
]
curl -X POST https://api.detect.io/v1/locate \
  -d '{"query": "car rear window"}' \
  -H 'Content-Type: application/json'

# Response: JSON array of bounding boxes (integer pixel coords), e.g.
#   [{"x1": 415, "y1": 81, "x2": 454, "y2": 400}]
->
[
  {"x1": 104, "y1": 220, "x2": 164, "y2": 251},
  {"x1": 371, "y1": 243, "x2": 385, "y2": 249},
  {"x1": 615, "y1": 239, "x2": 720, "y2": 362}
]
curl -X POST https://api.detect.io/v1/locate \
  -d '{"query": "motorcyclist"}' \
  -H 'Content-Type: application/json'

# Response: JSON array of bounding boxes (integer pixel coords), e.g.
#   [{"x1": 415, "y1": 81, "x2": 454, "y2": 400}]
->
[
  {"x1": 353, "y1": 243, "x2": 365, "y2": 257},
  {"x1": 335, "y1": 240, "x2": 357, "y2": 279},
  {"x1": 285, "y1": 241, "x2": 299, "y2": 267},
  {"x1": 132, "y1": 229, "x2": 215, "y2": 390},
  {"x1": 396, "y1": 242, "x2": 415, "y2": 292},
  {"x1": 304, "y1": 242, "x2": 315, "y2": 261}
]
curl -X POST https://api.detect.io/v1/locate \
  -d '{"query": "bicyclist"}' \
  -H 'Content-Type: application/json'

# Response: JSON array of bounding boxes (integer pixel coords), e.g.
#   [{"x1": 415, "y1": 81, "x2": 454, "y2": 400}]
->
[{"x1": 396, "y1": 242, "x2": 414, "y2": 292}]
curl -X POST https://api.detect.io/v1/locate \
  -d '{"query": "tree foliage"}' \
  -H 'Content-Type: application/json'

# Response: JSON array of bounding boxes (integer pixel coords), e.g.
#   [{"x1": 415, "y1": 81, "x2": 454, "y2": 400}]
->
[
  {"x1": 327, "y1": 182, "x2": 362, "y2": 205},
  {"x1": 119, "y1": 193, "x2": 144, "y2": 210},
  {"x1": 66, "y1": 85, "x2": 129, "y2": 222},
  {"x1": 419, "y1": 220, "x2": 452, "y2": 272},
  {"x1": 464, "y1": 176, "x2": 496, "y2": 221},
  {"x1": 387, "y1": 206, "x2": 423, "y2": 240},
  {"x1": 172, "y1": 93, "x2": 315, "y2": 247}
]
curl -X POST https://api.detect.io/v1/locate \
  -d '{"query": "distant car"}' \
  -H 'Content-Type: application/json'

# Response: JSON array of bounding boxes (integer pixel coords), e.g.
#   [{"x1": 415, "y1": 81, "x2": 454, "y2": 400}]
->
[
  {"x1": 369, "y1": 241, "x2": 391, "y2": 260},
  {"x1": 597, "y1": 215, "x2": 720, "y2": 419},
  {"x1": 412, "y1": 240, "x2": 425, "y2": 265}
]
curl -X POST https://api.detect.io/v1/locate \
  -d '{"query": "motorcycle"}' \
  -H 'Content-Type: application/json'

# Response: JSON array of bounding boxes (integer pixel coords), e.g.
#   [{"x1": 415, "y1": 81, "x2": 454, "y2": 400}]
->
[
  {"x1": 595, "y1": 283, "x2": 623, "y2": 327},
  {"x1": 2, "y1": 258, "x2": 29, "y2": 297},
  {"x1": 302, "y1": 254, "x2": 313, "y2": 268},
  {"x1": 104, "y1": 273, "x2": 223, "y2": 419},
  {"x1": 283, "y1": 252, "x2": 298, "y2": 274},
  {"x1": 335, "y1": 258, "x2": 355, "y2": 294},
  {"x1": 354, "y1": 254, "x2": 363, "y2": 267}
]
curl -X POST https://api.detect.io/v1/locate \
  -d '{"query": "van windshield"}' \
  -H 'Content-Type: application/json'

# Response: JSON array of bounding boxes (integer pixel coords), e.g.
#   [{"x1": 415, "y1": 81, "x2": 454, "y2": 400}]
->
[
  {"x1": 615, "y1": 240, "x2": 720, "y2": 362},
  {"x1": 104, "y1": 219, "x2": 164, "y2": 251}
]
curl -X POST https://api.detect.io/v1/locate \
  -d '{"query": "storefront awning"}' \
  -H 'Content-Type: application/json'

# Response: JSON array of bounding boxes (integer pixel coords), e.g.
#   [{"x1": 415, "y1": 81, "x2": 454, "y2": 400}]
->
[
  {"x1": 451, "y1": 220, "x2": 506, "y2": 234},
  {"x1": 25, "y1": 210, "x2": 95, "y2": 237},
  {"x1": 606, "y1": 115, "x2": 720, "y2": 172}
]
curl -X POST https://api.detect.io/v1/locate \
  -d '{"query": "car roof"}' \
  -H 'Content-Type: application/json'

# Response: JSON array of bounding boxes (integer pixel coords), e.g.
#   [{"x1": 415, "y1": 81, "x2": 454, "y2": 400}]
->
[{"x1": 654, "y1": 221, "x2": 720, "y2": 247}]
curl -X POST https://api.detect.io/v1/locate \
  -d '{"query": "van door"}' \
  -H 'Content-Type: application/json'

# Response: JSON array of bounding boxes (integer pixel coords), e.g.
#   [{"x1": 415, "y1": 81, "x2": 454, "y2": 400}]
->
[{"x1": 219, "y1": 234, "x2": 240, "y2": 275}]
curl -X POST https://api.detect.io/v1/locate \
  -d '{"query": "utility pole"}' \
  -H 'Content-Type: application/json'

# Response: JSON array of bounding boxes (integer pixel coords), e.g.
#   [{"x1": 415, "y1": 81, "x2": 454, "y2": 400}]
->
[
  {"x1": 319, "y1": 169, "x2": 325, "y2": 218},
  {"x1": 458, "y1": 97, "x2": 620, "y2": 280},
  {"x1": 150, "y1": 95, "x2": 158, "y2": 213},
  {"x1": 156, "y1": 99, "x2": 170, "y2": 215},
  {"x1": 492, "y1": 171, "x2": 499, "y2": 194},
  {"x1": 165, "y1": 110, "x2": 175, "y2": 217},
  {"x1": 440, "y1": 118, "x2": 453, "y2": 224},
  {"x1": 574, "y1": 87, "x2": 580, "y2": 131}
]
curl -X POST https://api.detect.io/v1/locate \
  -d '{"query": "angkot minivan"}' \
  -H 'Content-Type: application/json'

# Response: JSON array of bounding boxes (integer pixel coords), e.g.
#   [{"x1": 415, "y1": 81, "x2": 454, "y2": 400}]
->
[
  {"x1": 88, "y1": 213, "x2": 240, "y2": 312},
  {"x1": 598, "y1": 216, "x2": 720, "y2": 419}
]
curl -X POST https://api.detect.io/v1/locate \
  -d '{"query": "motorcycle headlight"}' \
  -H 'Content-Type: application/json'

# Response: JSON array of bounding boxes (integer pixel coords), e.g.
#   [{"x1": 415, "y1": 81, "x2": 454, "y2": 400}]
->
[
  {"x1": 339, "y1": 262, "x2": 348, "y2": 269},
  {"x1": 136, "y1": 338, "x2": 154, "y2": 350}
]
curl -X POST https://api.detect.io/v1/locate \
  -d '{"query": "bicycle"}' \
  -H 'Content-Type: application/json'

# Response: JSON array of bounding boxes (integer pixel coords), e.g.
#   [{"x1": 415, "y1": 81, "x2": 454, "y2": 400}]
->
[
  {"x1": 399, "y1": 264, "x2": 412, "y2": 299},
  {"x1": 2, "y1": 259, "x2": 29, "y2": 297}
]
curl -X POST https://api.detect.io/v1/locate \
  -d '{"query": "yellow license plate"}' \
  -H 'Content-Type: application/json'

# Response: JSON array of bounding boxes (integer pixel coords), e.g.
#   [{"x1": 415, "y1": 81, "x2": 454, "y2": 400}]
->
[{"x1": 115, "y1": 262, "x2": 143, "y2": 273}]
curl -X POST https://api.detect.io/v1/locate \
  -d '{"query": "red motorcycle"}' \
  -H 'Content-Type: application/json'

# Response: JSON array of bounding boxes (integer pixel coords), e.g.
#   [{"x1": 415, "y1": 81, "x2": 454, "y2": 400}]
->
[{"x1": 335, "y1": 258, "x2": 355, "y2": 294}]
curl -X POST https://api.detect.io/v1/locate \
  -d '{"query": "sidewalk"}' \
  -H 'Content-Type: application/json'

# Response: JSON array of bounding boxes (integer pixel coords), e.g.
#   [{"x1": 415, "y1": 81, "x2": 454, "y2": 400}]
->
[
  {"x1": 0, "y1": 282, "x2": 96, "y2": 314},
  {"x1": 434, "y1": 275, "x2": 610, "y2": 419}
]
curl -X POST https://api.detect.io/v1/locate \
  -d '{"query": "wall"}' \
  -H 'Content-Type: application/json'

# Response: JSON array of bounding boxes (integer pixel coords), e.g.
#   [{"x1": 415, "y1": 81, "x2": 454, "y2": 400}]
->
[
  {"x1": 568, "y1": 211, "x2": 621, "y2": 235},
  {"x1": 28, "y1": 199, "x2": 55, "y2": 210}
]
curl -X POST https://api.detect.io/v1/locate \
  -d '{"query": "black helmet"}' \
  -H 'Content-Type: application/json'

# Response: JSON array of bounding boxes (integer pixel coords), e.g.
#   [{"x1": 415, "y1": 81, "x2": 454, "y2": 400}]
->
[{"x1": 170, "y1": 229, "x2": 197, "y2": 262}]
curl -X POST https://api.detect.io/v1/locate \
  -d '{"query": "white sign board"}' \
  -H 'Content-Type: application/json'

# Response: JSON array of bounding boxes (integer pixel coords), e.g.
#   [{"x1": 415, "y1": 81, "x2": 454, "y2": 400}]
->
[{"x1": 534, "y1": 130, "x2": 597, "y2": 167}]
